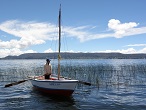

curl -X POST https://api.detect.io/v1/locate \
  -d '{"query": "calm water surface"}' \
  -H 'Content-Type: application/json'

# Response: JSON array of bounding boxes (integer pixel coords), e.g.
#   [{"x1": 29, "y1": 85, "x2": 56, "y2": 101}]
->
[{"x1": 0, "y1": 59, "x2": 146, "y2": 110}]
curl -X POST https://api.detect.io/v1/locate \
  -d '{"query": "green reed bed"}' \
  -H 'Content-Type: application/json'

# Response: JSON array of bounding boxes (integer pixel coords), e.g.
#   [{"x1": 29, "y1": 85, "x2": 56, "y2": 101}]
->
[
  {"x1": 59, "y1": 64, "x2": 146, "y2": 88},
  {"x1": 1, "y1": 63, "x2": 146, "y2": 89}
]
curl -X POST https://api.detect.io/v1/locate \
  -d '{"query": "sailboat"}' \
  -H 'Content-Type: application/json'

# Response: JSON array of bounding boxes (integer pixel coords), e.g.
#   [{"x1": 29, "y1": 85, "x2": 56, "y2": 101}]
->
[{"x1": 29, "y1": 5, "x2": 79, "y2": 96}]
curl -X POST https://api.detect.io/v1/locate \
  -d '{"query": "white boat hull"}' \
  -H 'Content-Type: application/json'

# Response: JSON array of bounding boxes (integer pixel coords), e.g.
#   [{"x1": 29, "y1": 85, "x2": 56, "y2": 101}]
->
[{"x1": 30, "y1": 77, "x2": 78, "y2": 96}]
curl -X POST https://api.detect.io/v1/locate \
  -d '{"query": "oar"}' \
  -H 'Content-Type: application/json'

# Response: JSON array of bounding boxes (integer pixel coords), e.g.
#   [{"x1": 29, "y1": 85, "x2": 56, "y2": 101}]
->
[
  {"x1": 78, "y1": 80, "x2": 91, "y2": 86},
  {"x1": 4, "y1": 79, "x2": 28, "y2": 88},
  {"x1": 4, "y1": 76, "x2": 42, "y2": 88}
]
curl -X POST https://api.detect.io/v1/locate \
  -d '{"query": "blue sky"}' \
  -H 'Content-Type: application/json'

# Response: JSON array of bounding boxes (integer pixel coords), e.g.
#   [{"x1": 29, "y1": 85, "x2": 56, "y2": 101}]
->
[{"x1": 0, "y1": 0, "x2": 146, "y2": 58}]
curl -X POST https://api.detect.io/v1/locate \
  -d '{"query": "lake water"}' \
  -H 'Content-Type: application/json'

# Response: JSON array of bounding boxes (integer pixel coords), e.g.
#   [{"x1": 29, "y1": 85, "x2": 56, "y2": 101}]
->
[{"x1": 0, "y1": 59, "x2": 146, "y2": 110}]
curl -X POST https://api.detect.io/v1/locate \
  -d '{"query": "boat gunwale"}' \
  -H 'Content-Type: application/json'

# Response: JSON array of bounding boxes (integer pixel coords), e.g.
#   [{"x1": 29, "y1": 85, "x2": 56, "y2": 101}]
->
[{"x1": 31, "y1": 79, "x2": 79, "y2": 83}]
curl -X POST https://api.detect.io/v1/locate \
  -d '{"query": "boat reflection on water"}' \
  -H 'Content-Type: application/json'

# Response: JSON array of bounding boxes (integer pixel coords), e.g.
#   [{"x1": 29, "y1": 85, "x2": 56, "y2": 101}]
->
[{"x1": 31, "y1": 87, "x2": 77, "y2": 110}]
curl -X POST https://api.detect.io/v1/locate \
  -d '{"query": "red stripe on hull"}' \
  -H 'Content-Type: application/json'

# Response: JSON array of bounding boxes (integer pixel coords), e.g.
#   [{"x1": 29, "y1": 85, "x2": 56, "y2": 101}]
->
[{"x1": 33, "y1": 86, "x2": 74, "y2": 96}]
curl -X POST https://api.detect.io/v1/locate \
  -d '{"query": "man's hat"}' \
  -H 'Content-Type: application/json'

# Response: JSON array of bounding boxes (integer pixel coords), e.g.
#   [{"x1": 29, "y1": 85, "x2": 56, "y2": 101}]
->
[{"x1": 46, "y1": 58, "x2": 51, "y2": 61}]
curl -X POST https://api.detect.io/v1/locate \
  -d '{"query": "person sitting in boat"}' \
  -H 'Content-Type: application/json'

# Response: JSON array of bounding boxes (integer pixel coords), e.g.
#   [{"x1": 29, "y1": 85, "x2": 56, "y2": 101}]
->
[{"x1": 44, "y1": 59, "x2": 52, "y2": 79}]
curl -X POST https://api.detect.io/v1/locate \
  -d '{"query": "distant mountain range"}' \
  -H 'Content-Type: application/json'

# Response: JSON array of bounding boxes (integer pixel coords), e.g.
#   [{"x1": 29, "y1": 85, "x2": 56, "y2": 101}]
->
[{"x1": 1, "y1": 52, "x2": 146, "y2": 59}]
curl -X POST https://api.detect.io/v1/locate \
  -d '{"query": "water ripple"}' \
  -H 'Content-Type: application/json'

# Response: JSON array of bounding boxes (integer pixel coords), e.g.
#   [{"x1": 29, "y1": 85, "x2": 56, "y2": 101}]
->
[{"x1": 1, "y1": 59, "x2": 146, "y2": 110}]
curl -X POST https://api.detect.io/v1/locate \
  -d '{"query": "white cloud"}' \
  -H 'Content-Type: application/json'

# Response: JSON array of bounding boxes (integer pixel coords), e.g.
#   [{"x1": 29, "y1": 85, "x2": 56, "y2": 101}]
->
[
  {"x1": 108, "y1": 19, "x2": 138, "y2": 38},
  {"x1": 67, "y1": 50, "x2": 74, "y2": 53},
  {"x1": 0, "y1": 48, "x2": 37, "y2": 58},
  {"x1": 44, "y1": 48, "x2": 54, "y2": 53},
  {"x1": 1, "y1": 19, "x2": 146, "y2": 57},
  {"x1": 107, "y1": 19, "x2": 146, "y2": 39},
  {"x1": 125, "y1": 44, "x2": 146, "y2": 47},
  {"x1": 0, "y1": 20, "x2": 58, "y2": 49},
  {"x1": 0, "y1": 48, "x2": 22, "y2": 58},
  {"x1": 63, "y1": 26, "x2": 114, "y2": 42},
  {"x1": 24, "y1": 50, "x2": 37, "y2": 53},
  {"x1": 63, "y1": 19, "x2": 146, "y2": 42},
  {"x1": 139, "y1": 47, "x2": 146, "y2": 53},
  {"x1": 44, "y1": 48, "x2": 74, "y2": 53},
  {"x1": 98, "y1": 47, "x2": 146, "y2": 54},
  {"x1": 0, "y1": 20, "x2": 58, "y2": 57},
  {"x1": 1, "y1": 19, "x2": 146, "y2": 44}
]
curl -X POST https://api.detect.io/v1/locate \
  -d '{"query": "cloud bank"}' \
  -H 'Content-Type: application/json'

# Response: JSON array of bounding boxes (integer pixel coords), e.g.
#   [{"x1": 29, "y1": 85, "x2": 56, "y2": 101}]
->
[{"x1": 0, "y1": 19, "x2": 146, "y2": 58}]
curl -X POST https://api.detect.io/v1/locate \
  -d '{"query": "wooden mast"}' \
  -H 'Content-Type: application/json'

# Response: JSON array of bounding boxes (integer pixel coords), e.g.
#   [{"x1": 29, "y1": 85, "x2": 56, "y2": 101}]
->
[{"x1": 58, "y1": 4, "x2": 61, "y2": 80}]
